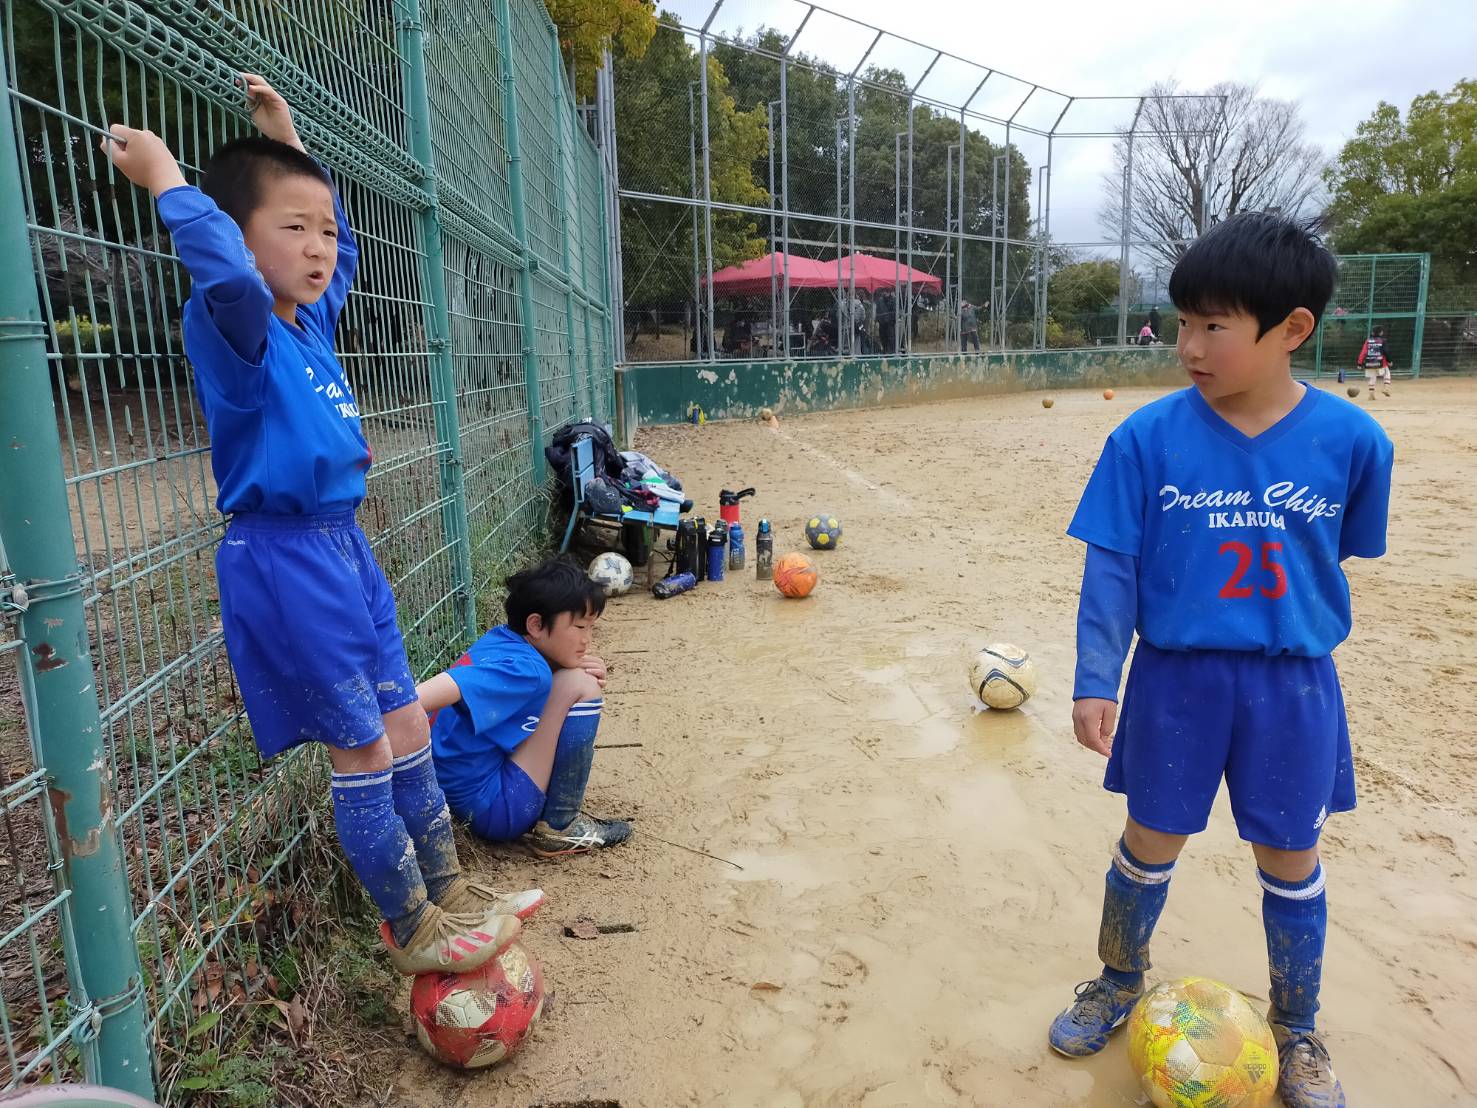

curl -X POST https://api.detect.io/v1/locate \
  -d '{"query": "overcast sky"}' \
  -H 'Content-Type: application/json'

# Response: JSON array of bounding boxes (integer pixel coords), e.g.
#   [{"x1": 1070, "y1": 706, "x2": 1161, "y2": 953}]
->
[{"x1": 660, "y1": 0, "x2": 1476, "y2": 251}]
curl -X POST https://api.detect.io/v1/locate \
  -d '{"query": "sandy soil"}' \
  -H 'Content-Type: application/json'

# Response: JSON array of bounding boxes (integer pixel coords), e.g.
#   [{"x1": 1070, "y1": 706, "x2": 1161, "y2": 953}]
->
[{"x1": 389, "y1": 378, "x2": 1477, "y2": 1107}]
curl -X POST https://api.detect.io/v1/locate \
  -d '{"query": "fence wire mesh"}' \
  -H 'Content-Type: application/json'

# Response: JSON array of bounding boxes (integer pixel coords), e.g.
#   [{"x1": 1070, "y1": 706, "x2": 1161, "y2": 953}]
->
[{"x1": 0, "y1": 0, "x2": 612, "y2": 1095}]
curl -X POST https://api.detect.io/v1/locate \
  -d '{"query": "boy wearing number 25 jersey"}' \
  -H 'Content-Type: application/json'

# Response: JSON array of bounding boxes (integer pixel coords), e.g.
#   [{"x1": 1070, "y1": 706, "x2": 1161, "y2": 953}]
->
[{"x1": 1049, "y1": 213, "x2": 1392, "y2": 1108}]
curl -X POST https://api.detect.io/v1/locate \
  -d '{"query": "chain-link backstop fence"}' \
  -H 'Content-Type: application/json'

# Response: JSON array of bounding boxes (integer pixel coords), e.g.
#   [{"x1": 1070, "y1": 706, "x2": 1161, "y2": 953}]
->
[{"x1": 0, "y1": 0, "x2": 612, "y2": 1097}]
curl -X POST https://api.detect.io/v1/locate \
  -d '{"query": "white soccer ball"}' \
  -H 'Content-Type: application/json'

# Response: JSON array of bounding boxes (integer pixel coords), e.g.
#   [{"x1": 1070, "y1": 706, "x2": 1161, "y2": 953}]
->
[
  {"x1": 969, "y1": 642, "x2": 1038, "y2": 710},
  {"x1": 587, "y1": 551, "x2": 633, "y2": 596}
]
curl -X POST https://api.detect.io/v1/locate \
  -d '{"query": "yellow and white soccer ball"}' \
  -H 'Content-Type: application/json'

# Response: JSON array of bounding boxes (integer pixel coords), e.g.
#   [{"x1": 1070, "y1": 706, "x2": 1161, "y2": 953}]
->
[
  {"x1": 968, "y1": 642, "x2": 1037, "y2": 710},
  {"x1": 587, "y1": 551, "x2": 633, "y2": 596},
  {"x1": 1127, "y1": 977, "x2": 1278, "y2": 1108}
]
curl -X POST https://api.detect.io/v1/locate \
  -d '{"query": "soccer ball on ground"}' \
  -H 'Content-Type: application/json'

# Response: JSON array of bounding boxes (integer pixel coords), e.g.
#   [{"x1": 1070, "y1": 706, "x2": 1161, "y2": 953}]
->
[
  {"x1": 411, "y1": 940, "x2": 547, "y2": 1069},
  {"x1": 804, "y1": 513, "x2": 843, "y2": 549},
  {"x1": 1127, "y1": 977, "x2": 1278, "y2": 1108},
  {"x1": 773, "y1": 552, "x2": 819, "y2": 598},
  {"x1": 588, "y1": 551, "x2": 633, "y2": 596},
  {"x1": 968, "y1": 643, "x2": 1038, "y2": 710}
]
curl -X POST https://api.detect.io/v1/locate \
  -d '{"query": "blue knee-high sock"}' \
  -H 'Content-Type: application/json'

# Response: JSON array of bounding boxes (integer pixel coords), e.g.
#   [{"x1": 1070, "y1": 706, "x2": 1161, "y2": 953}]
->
[
  {"x1": 540, "y1": 698, "x2": 602, "y2": 831},
  {"x1": 1261, "y1": 864, "x2": 1327, "y2": 1034},
  {"x1": 391, "y1": 746, "x2": 461, "y2": 905},
  {"x1": 331, "y1": 769, "x2": 427, "y2": 947},
  {"x1": 1098, "y1": 836, "x2": 1175, "y2": 988}
]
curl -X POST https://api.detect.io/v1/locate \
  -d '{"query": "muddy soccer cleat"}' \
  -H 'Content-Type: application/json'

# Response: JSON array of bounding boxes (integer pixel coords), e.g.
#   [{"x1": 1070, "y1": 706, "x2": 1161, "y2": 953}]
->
[
  {"x1": 525, "y1": 814, "x2": 632, "y2": 857},
  {"x1": 1048, "y1": 976, "x2": 1143, "y2": 1057},
  {"x1": 437, "y1": 875, "x2": 545, "y2": 920},
  {"x1": 380, "y1": 902, "x2": 521, "y2": 975},
  {"x1": 1272, "y1": 1022, "x2": 1346, "y2": 1108}
]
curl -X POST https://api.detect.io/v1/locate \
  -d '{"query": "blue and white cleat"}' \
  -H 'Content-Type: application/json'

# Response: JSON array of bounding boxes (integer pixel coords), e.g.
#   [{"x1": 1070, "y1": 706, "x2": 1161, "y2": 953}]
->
[{"x1": 1048, "y1": 976, "x2": 1143, "y2": 1057}]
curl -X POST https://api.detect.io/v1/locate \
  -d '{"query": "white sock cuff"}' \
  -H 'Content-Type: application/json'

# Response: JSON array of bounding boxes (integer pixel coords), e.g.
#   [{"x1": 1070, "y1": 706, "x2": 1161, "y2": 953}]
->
[
  {"x1": 330, "y1": 768, "x2": 392, "y2": 789},
  {"x1": 1113, "y1": 841, "x2": 1175, "y2": 885},
  {"x1": 1259, "y1": 864, "x2": 1325, "y2": 900},
  {"x1": 391, "y1": 745, "x2": 434, "y2": 773}
]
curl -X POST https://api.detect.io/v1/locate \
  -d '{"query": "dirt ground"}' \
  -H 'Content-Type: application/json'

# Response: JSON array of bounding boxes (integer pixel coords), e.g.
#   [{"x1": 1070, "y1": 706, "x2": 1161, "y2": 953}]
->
[{"x1": 388, "y1": 377, "x2": 1477, "y2": 1107}]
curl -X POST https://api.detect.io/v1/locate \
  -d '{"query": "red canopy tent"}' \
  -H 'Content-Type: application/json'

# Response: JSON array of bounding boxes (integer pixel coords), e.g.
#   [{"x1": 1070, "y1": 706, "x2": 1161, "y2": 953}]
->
[
  {"x1": 836, "y1": 252, "x2": 943, "y2": 294},
  {"x1": 702, "y1": 252, "x2": 837, "y2": 296}
]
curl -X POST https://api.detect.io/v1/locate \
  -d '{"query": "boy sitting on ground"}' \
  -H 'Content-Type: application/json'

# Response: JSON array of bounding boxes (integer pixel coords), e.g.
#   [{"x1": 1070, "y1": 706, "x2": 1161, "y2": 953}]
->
[{"x1": 419, "y1": 558, "x2": 633, "y2": 856}]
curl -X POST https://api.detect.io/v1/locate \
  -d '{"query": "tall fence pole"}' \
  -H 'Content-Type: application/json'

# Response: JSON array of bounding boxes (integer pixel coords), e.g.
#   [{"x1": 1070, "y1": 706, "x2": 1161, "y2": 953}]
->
[
  {"x1": 0, "y1": 46, "x2": 152, "y2": 1098},
  {"x1": 698, "y1": 25, "x2": 717, "y2": 364},
  {"x1": 1412, "y1": 252, "x2": 1430, "y2": 378},
  {"x1": 496, "y1": 0, "x2": 547, "y2": 481},
  {"x1": 548, "y1": 28, "x2": 585, "y2": 415},
  {"x1": 396, "y1": 0, "x2": 476, "y2": 638}
]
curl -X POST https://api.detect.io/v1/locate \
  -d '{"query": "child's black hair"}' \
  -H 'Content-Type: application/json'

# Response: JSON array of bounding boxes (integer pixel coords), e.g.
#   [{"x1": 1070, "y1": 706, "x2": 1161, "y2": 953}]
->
[
  {"x1": 505, "y1": 556, "x2": 606, "y2": 636},
  {"x1": 200, "y1": 136, "x2": 330, "y2": 228},
  {"x1": 1371, "y1": 325, "x2": 1386, "y2": 337},
  {"x1": 1168, "y1": 212, "x2": 1337, "y2": 344}
]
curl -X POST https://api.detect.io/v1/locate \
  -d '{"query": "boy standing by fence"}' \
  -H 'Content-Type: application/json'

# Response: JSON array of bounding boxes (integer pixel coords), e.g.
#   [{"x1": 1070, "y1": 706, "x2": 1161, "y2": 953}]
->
[
  {"x1": 1356, "y1": 325, "x2": 1394, "y2": 399},
  {"x1": 1051, "y1": 213, "x2": 1393, "y2": 1108},
  {"x1": 104, "y1": 77, "x2": 536, "y2": 975}
]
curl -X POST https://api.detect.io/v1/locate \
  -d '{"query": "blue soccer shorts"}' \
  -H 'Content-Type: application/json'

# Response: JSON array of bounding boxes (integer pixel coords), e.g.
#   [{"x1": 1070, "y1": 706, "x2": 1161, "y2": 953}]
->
[
  {"x1": 1105, "y1": 641, "x2": 1356, "y2": 851},
  {"x1": 217, "y1": 511, "x2": 418, "y2": 758}
]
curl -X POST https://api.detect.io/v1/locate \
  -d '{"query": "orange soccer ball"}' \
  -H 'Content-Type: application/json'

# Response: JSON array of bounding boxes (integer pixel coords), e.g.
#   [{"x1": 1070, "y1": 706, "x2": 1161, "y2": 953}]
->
[
  {"x1": 1103, "y1": 388, "x2": 1116, "y2": 400},
  {"x1": 773, "y1": 552, "x2": 818, "y2": 598}
]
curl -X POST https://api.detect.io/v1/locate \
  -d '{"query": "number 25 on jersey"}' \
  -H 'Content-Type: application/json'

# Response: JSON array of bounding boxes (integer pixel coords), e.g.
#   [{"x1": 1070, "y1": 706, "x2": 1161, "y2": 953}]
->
[{"x1": 1218, "y1": 541, "x2": 1287, "y2": 600}]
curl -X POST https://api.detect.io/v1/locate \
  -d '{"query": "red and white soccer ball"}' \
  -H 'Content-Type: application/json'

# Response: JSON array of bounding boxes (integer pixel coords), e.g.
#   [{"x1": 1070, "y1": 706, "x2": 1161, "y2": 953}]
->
[{"x1": 411, "y1": 940, "x2": 547, "y2": 1068}]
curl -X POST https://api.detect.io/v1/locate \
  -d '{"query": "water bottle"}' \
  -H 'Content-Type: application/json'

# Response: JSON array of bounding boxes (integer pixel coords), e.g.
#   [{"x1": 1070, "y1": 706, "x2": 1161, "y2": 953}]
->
[
  {"x1": 653, "y1": 571, "x2": 697, "y2": 599},
  {"x1": 727, "y1": 520, "x2": 746, "y2": 571},
  {"x1": 695, "y1": 517, "x2": 708, "y2": 580},
  {"x1": 755, "y1": 518, "x2": 774, "y2": 581},
  {"x1": 706, "y1": 522, "x2": 727, "y2": 582},
  {"x1": 673, "y1": 518, "x2": 699, "y2": 577}
]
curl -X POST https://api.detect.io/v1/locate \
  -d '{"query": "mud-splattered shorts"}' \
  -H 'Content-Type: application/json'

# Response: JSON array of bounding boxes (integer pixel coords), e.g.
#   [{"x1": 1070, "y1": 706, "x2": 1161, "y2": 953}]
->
[
  {"x1": 217, "y1": 511, "x2": 417, "y2": 758},
  {"x1": 1106, "y1": 641, "x2": 1356, "y2": 851}
]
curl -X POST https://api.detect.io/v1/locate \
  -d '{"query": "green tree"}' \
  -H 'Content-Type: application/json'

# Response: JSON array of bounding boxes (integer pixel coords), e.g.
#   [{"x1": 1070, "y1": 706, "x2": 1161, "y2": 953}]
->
[
  {"x1": 545, "y1": 0, "x2": 657, "y2": 100},
  {"x1": 614, "y1": 16, "x2": 767, "y2": 307},
  {"x1": 1324, "y1": 81, "x2": 1477, "y2": 289},
  {"x1": 1048, "y1": 259, "x2": 1121, "y2": 317}
]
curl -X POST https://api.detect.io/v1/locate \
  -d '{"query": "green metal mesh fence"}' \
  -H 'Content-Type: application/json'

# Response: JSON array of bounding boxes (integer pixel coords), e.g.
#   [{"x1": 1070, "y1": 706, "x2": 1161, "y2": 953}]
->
[
  {"x1": 1303, "y1": 253, "x2": 1430, "y2": 378},
  {"x1": 0, "y1": 0, "x2": 612, "y2": 1096}
]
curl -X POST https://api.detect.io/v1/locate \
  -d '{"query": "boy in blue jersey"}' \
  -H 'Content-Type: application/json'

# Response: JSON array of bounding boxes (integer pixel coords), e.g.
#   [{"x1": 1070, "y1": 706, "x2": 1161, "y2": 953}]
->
[
  {"x1": 103, "y1": 77, "x2": 539, "y2": 975},
  {"x1": 419, "y1": 559, "x2": 633, "y2": 856},
  {"x1": 1048, "y1": 213, "x2": 1393, "y2": 1108}
]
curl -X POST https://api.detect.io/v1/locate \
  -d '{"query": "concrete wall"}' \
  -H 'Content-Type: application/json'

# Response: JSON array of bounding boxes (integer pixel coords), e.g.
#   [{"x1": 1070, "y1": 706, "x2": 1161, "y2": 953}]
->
[{"x1": 615, "y1": 346, "x2": 1182, "y2": 441}]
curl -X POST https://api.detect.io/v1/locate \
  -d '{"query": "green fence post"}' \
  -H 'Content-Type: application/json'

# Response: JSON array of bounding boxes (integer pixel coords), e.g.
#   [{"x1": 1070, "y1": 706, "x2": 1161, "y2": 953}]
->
[
  {"x1": 1411, "y1": 252, "x2": 1430, "y2": 379},
  {"x1": 547, "y1": 28, "x2": 586, "y2": 418},
  {"x1": 0, "y1": 48, "x2": 153, "y2": 1099},
  {"x1": 395, "y1": 0, "x2": 478, "y2": 641},
  {"x1": 496, "y1": 0, "x2": 547, "y2": 483},
  {"x1": 596, "y1": 146, "x2": 615, "y2": 423}
]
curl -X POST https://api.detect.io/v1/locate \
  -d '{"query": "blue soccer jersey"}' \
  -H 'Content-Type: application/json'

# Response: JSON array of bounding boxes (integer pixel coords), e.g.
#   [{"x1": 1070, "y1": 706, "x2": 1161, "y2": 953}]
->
[
  {"x1": 1069, "y1": 385, "x2": 1393, "y2": 657},
  {"x1": 429, "y1": 625, "x2": 553, "y2": 819},
  {"x1": 157, "y1": 182, "x2": 371, "y2": 515}
]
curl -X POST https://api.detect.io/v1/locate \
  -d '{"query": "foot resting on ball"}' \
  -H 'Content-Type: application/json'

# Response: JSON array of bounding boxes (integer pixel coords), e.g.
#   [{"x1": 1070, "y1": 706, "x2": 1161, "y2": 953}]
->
[
  {"x1": 1272, "y1": 1021, "x2": 1346, "y2": 1108},
  {"x1": 1048, "y1": 975, "x2": 1143, "y2": 1057},
  {"x1": 437, "y1": 875, "x2": 545, "y2": 920},
  {"x1": 526, "y1": 814, "x2": 632, "y2": 857},
  {"x1": 380, "y1": 903, "x2": 522, "y2": 975}
]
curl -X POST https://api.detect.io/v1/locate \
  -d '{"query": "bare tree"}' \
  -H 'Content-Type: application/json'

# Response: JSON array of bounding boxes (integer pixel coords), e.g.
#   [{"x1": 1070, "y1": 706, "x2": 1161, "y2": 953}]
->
[{"x1": 1100, "y1": 81, "x2": 1326, "y2": 268}]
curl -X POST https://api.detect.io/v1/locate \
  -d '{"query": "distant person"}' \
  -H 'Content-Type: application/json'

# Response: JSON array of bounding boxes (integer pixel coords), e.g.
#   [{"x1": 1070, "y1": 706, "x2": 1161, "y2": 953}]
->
[
  {"x1": 1147, "y1": 304, "x2": 1161, "y2": 338},
  {"x1": 960, "y1": 299, "x2": 980, "y2": 352},
  {"x1": 1356, "y1": 325, "x2": 1393, "y2": 399},
  {"x1": 1049, "y1": 212, "x2": 1391, "y2": 1108},
  {"x1": 1137, "y1": 322, "x2": 1155, "y2": 346},
  {"x1": 876, "y1": 290, "x2": 897, "y2": 354}
]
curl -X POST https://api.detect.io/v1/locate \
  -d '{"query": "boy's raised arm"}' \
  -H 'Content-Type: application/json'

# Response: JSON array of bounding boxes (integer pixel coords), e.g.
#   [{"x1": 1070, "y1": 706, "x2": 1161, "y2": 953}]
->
[{"x1": 104, "y1": 125, "x2": 273, "y2": 368}]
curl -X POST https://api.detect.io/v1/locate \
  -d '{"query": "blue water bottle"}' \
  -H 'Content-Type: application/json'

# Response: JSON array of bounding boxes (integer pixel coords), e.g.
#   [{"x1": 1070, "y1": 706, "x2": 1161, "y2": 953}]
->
[
  {"x1": 727, "y1": 520, "x2": 746, "y2": 571},
  {"x1": 706, "y1": 522, "x2": 727, "y2": 581},
  {"x1": 653, "y1": 571, "x2": 697, "y2": 599}
]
